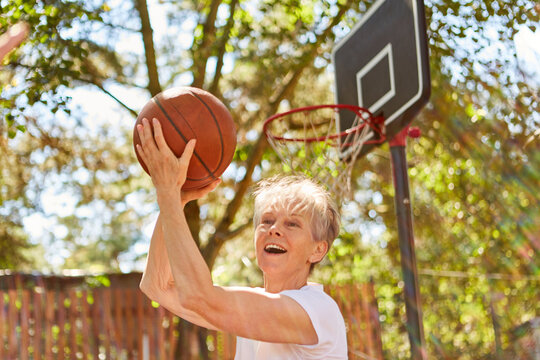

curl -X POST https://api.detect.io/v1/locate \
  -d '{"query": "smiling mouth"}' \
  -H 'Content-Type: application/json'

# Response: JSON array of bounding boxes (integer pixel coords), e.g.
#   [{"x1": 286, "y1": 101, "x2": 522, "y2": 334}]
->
[{"x1": 264, "y1": 244, "x2": 287, "y2": 254}]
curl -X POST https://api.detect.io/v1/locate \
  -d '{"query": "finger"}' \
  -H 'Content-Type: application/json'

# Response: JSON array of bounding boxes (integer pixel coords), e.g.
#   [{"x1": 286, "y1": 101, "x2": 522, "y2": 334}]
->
[
  {"x1": 138, "y1": 118, "x2": 158, "y2": 153},
  {"x1": 135, "y1": 143, "x2": 152, "y2": 172},
  {"x1": 192, "y1": 178, "x2": 221, "y2": 196},
  {"x1": 207, "y1": 178, "x2": 222, "y2": 192},
  {"x1": 136, "y1": 120, "x2": 146, "y2": 142},
  {"x1": 179, "y1": 139, "x2": 197, "y2": 167},
  {"x1": 181, "y1": 178, "x2": 221, "y2": 205},
  {"x1": 135, "y1": 143, "x2": 148, "y2": 164},
  {"x1": 151, "y1": 118, "x2": 174, "y2": 155}
]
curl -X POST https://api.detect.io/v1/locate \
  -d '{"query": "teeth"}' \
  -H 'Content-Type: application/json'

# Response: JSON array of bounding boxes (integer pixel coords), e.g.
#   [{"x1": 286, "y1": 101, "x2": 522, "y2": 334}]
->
[{"x1": 265, "y1": 244, "x2": 286, "y2": 253}]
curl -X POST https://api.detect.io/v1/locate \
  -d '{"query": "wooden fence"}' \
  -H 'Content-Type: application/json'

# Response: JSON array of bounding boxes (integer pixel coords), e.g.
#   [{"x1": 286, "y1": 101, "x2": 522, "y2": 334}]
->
[{"x1": 0, "y1": 272, "x2": 383, "y2": 360}]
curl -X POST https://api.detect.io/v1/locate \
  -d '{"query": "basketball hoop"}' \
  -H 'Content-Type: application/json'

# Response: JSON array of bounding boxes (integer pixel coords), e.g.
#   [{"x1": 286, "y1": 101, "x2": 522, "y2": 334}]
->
[{"x1": 263, "y1": 104, "x2": 386, "y2": 200}]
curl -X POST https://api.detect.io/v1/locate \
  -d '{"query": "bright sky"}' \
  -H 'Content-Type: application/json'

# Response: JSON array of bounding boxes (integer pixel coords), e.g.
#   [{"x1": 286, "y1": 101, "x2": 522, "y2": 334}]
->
[{"x1": 514, "y1": 26, "x2": 540, "y2": 85}]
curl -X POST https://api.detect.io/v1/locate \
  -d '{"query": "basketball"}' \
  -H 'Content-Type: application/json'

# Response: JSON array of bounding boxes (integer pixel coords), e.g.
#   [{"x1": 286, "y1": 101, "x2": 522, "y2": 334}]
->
[{"x1": 133, "y1": 87, "x2": 237, "y2": 190}]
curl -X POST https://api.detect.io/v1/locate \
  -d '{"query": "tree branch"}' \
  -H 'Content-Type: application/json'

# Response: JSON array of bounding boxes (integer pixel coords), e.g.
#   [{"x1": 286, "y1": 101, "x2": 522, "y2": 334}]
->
[
  {"x1": 91, "y1": 82, "x2": 139, "y2": 117},
  {"x1": 216, "y1": 219, "x2": 253, "y2": 244},
  {"x1": 208, "y1": 0, "x2": 240, "y2": 95},
  {"x1": 133, "y1": 0, "x2": 162, "y2": 96},
  {"x1": 192, "y1": 0, "x2": 223, "y2": 88}
]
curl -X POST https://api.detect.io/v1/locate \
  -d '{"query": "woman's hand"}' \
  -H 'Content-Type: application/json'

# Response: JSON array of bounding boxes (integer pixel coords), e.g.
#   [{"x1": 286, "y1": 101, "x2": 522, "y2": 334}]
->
[
  {"x1": 135, "y1": 117, "x2": 221, "y2": 206},
  {"x1": 136, "y1": 117, "x2": 191, "y2": 194},
  {"x1": 181, "y1": 178, "x2": 221, "y2": 208}
]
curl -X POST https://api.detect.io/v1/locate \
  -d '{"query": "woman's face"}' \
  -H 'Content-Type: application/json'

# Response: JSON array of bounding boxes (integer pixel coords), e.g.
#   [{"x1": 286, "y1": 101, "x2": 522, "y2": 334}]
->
[{"x1": 254, "y1": 204, "x2": 325, "y2": 280}]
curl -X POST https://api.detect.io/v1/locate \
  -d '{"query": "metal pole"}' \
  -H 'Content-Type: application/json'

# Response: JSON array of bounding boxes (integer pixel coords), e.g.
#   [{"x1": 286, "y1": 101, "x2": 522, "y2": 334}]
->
[{"x1": 389, "y1": 127, "x2": 427, "y2": 360}]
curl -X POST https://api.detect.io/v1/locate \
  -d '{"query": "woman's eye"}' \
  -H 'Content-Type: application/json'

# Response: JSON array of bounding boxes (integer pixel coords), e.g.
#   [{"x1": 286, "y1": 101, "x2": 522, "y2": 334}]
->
[
  {"x1": 287, "y1": 221, "x2": 300, "y2": 227},
  {"x1": 262, "y1": 218, "x2": 273, "y2": 225}
]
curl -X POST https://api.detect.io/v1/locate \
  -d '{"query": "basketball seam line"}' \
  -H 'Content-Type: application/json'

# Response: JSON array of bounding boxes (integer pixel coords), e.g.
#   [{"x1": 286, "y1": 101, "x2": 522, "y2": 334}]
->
[
  {"x1": 153, "y1": 96, "x2": 217, "y2": 181},
  {"x1": 188, "y1": 90, "x2": 226, "y2": 170}
]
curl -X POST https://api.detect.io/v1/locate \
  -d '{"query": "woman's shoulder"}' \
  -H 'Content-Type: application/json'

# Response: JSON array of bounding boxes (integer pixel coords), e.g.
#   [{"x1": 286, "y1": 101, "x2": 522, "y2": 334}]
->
[{"x1": 281, "y1": 283, "x2": 342, "y2": 314}]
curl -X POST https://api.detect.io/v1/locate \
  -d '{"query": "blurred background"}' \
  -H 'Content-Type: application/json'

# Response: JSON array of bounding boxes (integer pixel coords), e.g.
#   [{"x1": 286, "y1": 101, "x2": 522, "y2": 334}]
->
[{"x1": 0, "y1": 0, "x2": 538, "y2": 358}]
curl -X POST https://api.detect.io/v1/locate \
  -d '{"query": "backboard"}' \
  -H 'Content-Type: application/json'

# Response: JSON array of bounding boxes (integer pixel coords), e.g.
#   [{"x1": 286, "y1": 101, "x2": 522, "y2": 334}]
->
[{"x1": 332, "y1": 0, "x2": 431, "y2": 156}]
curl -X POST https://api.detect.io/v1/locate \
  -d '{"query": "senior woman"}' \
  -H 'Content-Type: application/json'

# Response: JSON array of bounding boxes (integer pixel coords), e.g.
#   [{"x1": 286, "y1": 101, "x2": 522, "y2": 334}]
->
[{"x1": 137, "y1": 117, "x2": 347, "y2": 359}]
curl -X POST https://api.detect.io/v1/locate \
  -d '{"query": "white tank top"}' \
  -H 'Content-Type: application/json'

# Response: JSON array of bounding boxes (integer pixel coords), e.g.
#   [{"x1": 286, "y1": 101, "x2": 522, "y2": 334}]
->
[{"x1": 234, "y1": 283, "x2": 348, "y2": 359}]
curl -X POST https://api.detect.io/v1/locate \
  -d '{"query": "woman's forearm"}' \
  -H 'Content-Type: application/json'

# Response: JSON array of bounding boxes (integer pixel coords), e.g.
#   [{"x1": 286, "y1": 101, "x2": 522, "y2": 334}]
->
[
  {"x1": 140, "y1": 214, "x2": 174, "y2": 295},
  {"x1": 140, "y1": 212, "x2": 219, "y2": 330},
  {"x1": 158, "y1": 193, "x2": 214, "y2": 310}
]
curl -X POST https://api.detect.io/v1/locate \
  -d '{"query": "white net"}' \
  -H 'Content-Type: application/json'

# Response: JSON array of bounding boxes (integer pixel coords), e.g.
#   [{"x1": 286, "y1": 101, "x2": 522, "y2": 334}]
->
[{"x1": 264, "y1": 105, "x2": 383, "y2": 200}]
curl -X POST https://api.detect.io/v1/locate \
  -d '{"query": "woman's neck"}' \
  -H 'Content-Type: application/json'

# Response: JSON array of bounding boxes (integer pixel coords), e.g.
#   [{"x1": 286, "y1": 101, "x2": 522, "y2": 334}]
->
[{"x1": 263, "y1": 274, "x2": 308, "y2": 293}]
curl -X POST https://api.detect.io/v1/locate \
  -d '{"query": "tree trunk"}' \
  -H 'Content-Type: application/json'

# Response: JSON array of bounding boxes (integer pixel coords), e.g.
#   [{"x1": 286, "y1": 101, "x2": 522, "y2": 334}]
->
[{"x1": 488, "y1": 292, "x2": 503, "y2": 359}]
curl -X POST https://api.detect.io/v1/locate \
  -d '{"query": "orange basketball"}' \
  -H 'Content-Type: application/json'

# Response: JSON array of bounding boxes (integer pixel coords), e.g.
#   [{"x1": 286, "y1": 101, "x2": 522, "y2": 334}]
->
[{"x1": 133, "y1": 87, "x2": 237, "y2": 190}]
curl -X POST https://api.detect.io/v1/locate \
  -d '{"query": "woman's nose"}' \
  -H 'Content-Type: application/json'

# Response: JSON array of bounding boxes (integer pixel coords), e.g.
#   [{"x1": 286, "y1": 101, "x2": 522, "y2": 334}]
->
[{"x1": 269, "y1": 223, "x2": 282, "y2": 237}]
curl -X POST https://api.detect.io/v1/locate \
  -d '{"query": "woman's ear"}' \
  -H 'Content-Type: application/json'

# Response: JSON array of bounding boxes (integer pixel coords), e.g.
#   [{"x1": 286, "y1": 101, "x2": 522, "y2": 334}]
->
[{"x1": 309, "y1": 241, "x2": 328, "y2": 264}]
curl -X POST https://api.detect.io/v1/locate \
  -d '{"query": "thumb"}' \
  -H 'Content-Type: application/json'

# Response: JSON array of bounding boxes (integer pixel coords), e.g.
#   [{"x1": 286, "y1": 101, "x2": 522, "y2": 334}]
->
[{"x1": 181, "y1": 178, "x2": 222, "y2": 206}]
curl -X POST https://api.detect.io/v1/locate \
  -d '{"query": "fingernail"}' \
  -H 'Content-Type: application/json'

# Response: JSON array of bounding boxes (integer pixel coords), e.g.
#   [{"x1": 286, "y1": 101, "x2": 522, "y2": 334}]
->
[{"x1": 152, "y1": 118, "x2": 159, "y2": 125}]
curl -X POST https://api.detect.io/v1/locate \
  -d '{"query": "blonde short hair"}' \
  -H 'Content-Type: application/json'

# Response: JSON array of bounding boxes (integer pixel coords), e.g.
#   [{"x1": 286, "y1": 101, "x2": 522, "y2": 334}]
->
[{"x1": 252, "y1": 175, "x2": 341, "y2": 256}]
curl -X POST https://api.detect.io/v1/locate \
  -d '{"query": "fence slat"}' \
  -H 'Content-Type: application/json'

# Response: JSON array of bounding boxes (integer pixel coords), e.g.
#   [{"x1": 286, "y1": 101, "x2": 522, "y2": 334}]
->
[
  {"x1": 167, "y1": 311, "x2": 177, "y2": 360},
  {"x1": 145, "y1": 296, "x2": 156, "y2": 360},
  {"x1": 103, "y1": 288, "x2": 113, "y2": 359},
  {"x1": 8, "y1": 289, "x2": 17, "y2": 360},
  {"x1": 367, "y1": 281, "x2": 384, "y2": 360},
  {"x1": 359, "y1": 283, "x2": 375, "y2": 358},
  {"x1": 80, "y1": 290, "x2": 91, "y2": 359},
  {"x1": 90, "y1": 289, "x2": 101, "y2": 358},
  {"x1": 33, "y1": 290, "x2": 43, "y2": 360},
  {"x1": 125, "y1": 289, "x2": 135, "y2": 358},
  {"x1": 45, "y1": 290, "x2": 55, "y2": 360},
  {"x1": 136, "y1": 290, "x2": 145, "y2": 360},
  {"x1": 158, "y1": 305, "x2": 167, "y2": 360},
  {"x1": 348, "y1": 284, "x2": 364, "y2": 357},
  {"x1": 210, "y1": 330, "x2": 217, "y2": 360},
  {"x1": 68, "y1": 290, "x2": 79, "y2": 360},
  {"x1": 21, "y1": 290, "x2": 30, "y2": 360},
  {"x1": 0, "y1": 292, "x2": 5, "y2": 360},
  {"x1": 336, "y1": 285, "x2": 357, "y2": 356},
  {"x1": 58, "y1": 291, "x2": 66, "y2": 360},
  {"x1": 113, "y1": 288, "x2": 124, "y2": 357}
]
